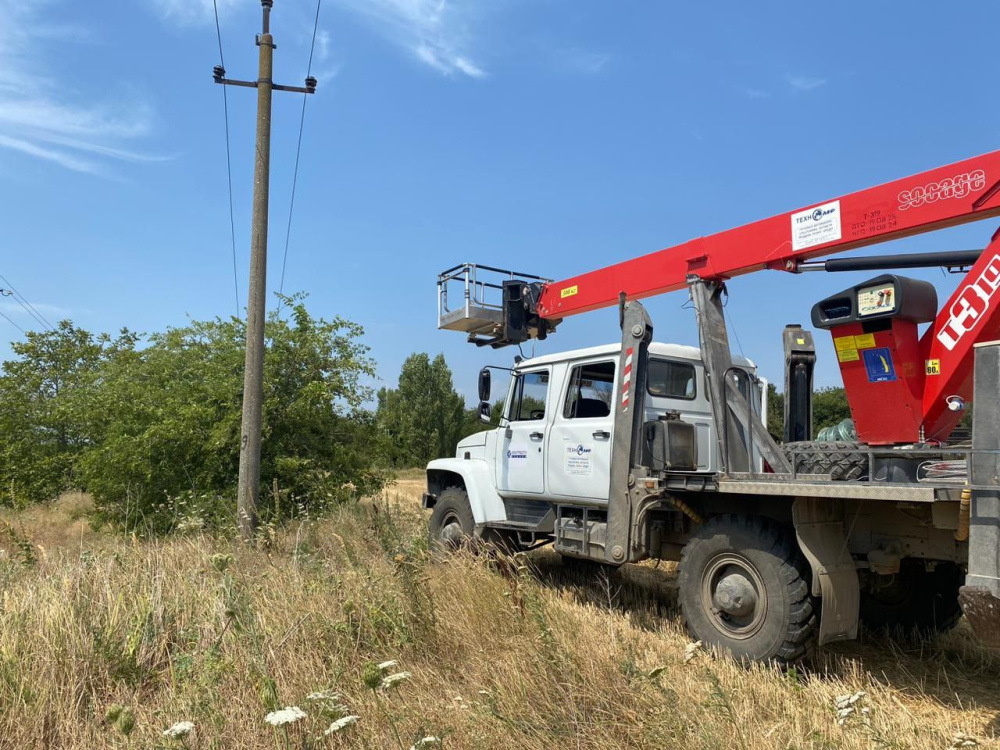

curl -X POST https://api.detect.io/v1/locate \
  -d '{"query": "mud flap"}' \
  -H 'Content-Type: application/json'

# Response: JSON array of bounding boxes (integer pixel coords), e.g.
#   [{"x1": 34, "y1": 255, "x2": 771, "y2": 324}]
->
[{"x1": 792, "y1": 497, "x2": 859, "y2": 645}]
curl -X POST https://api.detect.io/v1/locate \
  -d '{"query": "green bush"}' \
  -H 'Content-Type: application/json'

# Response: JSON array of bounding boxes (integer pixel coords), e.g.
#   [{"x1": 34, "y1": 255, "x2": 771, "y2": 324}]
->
[{"x1": 0, "y1": 295, "x2": 389, "y2": 531}]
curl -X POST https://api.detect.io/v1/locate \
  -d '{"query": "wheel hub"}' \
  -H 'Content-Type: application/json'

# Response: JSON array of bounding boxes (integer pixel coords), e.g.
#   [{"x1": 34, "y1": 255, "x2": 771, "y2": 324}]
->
[
  {"x1": 713, "y1": 571, "x2": 757, "y2": 617},
  {"x1": 701, "y1": 553, "x2": 768, "y2": 639},
  {"x1": 440, "y1": 518, "x2": 465, "y2": 546}
]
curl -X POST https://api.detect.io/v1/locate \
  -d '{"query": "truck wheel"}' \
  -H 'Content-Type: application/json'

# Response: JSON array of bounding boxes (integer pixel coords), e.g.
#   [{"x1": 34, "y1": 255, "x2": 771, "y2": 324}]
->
[
  {"x1": 678, "y1": 515, "x2": 818, "y2": 663},
  {"x1": 783, "y1": 441, "x2": 868, "y2": 481},
  {"x1": 860, "y1": 561, "x2": 963, "y2": 635},
  {"x1": 428, "y1": 487, "x2": 476, "y2": 550}
]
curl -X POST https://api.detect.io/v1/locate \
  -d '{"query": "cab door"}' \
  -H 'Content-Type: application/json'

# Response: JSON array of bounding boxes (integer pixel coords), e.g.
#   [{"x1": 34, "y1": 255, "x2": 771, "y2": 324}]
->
[
  {"x1": 496, "y1": 368, "x2": 550, "y2": 495},
  {"x1": 546, "y1": 359, "x2": 615, "y2": 502}
]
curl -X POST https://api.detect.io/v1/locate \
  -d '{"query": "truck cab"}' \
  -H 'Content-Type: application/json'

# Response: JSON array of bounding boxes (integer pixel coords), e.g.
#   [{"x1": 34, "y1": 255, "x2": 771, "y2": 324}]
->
[{"x1": 425, "y1": 342, "x2": 763, "y2": 533}]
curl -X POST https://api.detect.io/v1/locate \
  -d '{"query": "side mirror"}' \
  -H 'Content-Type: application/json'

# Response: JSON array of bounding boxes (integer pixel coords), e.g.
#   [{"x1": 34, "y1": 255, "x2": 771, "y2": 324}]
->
[
  {"x1": 478, "y1": 401, "x2": 492, "y2": 424},
  {"x1": 478, "y1": 367, "x2": 491, "y2": 402}
]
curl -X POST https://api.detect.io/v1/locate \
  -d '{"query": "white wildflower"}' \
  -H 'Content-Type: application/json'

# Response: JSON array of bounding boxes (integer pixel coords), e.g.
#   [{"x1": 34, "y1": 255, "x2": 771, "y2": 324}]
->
[
  {"x1": 950, "y1": 733, "x2": 979, "y2": 749},
  {"x1": 380, "y1": 671, "x2": 412, "y2": 690},
  {"x1": 163, "y1": 721, "x2": 195, "y2": 739},
  {"x1": 833, "y1": 691, "x2": 867, "y2": 727},
  {"x1": 306, "y1": 690, "x2": 341, "y2": 702},
  {"x1": 324, "y1": 715, "x2": 359, "y2": 735},
  {"x1": 265, "y1": 706, "x2": 307, "y2": 726},
  {"x1": 377, "y1": 660, "x2": 398, "y2": 671},
  {"x1": 834, "y1": 691, "x2": 866, "y2": 710},
  {"x1": 683, "y1": 640, "x2": 703, "y2": 664},
  {"x1": 410, "y1": 737, "x2": 442, "y2": 749}
]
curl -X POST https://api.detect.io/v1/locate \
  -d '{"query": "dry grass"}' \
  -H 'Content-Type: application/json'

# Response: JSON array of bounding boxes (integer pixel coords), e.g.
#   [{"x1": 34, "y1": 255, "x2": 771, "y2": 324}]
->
[{"x1": 1, "y1": 484, "x2": 999, "y2": 749}]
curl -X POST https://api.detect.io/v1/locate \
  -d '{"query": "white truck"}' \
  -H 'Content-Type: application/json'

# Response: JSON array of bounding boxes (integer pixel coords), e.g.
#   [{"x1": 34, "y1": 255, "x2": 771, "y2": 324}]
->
[{"x1": 423, "y1": 262, "x2": 989, "y2": 664}]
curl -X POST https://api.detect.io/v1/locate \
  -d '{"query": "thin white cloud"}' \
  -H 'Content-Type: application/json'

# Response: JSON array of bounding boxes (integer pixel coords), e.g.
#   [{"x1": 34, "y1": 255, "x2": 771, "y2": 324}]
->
[
  {"x1": 1, "y1": 0, "x2": 163, "y2": 176},
  {"x1": 331, "y1": 0, "x2": 489, "y2": 78},
  {"x1": 553, "y1": 48, "x2": 611, "y2": 75},
  {"x1": 743, "y1": 88, "x2": 771, "y2": 99},
  {"x1": 785, "y1": 74, "x2": 827, "y2": 93},
  {"x1": 0, "y1": 134, "x2": 101, "y2": 176},
  {"x1": 0, "y1": 299, "x2": 75, "y2": 320},
  {"x1": 453, "y1": 56, "x2": 486, "y2": 79},
  {"x1": 316, "y1": 29, "x2": 332, "y2": 61},
  {"x1": 147, "y1": 0, "x2": 239, "y2": 26}
]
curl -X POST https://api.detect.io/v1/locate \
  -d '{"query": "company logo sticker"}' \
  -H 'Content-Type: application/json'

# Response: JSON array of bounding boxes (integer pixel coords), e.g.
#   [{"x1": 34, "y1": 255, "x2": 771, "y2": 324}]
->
[
  {"x1": 791, "y1": 200, "x2": 842, "y2": 251},
  {"x1": 863, "y1": 348, "x2": 897, "y2": 383},
  {"x1": 937, "y1": 253, "x2": 1000, "y2": 351},
  {"x1": 898, "y1": 170, "x2": 987, "y2": 211}
]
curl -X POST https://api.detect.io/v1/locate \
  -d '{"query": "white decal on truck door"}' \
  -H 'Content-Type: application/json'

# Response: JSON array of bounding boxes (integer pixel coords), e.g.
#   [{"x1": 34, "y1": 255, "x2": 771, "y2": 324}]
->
[{"x1": 564, "y1": 444, "x2": 593, "y2": 476}]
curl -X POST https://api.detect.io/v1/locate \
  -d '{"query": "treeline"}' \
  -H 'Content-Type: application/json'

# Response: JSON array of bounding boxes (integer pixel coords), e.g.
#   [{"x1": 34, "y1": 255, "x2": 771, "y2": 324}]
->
[
  {"x1": 374, "y1": 353, "x2": 486, "y2": 468},
  {"x1": 0, "y1": 297, "x2": 387, "y2": 531},
  {"x1": 1, "y1": 297, "x2": 870, "y2": 533}
]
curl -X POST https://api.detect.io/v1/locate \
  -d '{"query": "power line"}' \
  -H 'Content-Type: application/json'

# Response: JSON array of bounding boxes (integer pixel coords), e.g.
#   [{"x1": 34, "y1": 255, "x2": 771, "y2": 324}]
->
[
  {"x1": 0, "y1": 309, "x2": 25, "y2": 334},
  {"x1": 0, "y1": 272, "x2": 53, "y2": 331},
  {"x1": 279, "y1": 0, "x2": 323, "y2": 295},
  {"x1": 213, "y1": 0, "x2": 241, "y2": 318}
]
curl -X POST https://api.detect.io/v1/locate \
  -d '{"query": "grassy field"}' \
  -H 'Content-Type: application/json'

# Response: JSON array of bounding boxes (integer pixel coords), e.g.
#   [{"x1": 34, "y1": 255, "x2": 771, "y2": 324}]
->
[{"x1": 1, "y1": 480, "x2": 999, "y2": 749}]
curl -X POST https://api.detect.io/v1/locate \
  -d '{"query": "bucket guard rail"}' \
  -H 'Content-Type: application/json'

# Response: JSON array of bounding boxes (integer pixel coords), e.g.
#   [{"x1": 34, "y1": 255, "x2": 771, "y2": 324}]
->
[{"x1": 437, "y1": 263, "x2": 559, "y2": 348}]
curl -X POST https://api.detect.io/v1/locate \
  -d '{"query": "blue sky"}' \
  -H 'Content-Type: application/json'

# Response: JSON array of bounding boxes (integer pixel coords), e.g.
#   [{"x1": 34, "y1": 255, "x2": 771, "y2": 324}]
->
[{"x1": 1, "y1": 0, "x2": 997, "y2": 403}]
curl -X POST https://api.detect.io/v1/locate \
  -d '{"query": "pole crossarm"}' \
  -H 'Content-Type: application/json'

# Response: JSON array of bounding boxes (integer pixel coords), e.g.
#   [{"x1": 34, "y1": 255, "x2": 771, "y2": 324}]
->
[{"x1": 214, "y1": 72, "x2": 317, "y2": 95}]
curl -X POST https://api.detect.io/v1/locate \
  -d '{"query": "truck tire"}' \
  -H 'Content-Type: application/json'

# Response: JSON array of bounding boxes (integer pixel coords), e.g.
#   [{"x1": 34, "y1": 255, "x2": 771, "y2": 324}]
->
[
  {"x1": 428, "y1": 486, "x2": 476, "y2": 550},
  {"x1": 783, "y1": 441, "x2": 868, "y2": 481},
  {"x1": 860, "y1": 561, "x2": 963, "y2": 636},
  {"x1": 678, "y1": 515, "x2": 818, "y2": 663}
]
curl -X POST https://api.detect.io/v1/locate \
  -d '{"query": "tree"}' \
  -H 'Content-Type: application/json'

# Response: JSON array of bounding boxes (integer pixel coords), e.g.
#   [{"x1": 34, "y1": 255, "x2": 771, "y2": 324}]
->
[
  {"x1": 0, "y1": 295, "x2": 388, "y2": 531},
  {"x1": 765, "y1": 383, "x2": 853, "y2": 443},
  {"x1": 0, "y1": 322, "x2": 136, "y2": 507},
  {"x1": 377, "y1": 353, "x2": 466, "y2": 467},
  {"x1": 813, "y1": 387, "x2": 852, "y2": 433}
]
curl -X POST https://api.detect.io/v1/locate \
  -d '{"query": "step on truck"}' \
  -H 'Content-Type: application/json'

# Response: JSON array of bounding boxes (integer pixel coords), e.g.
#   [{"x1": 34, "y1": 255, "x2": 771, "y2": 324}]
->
[{"x1": 423, "y1": 152, "x2": 1000, "y2": 662}]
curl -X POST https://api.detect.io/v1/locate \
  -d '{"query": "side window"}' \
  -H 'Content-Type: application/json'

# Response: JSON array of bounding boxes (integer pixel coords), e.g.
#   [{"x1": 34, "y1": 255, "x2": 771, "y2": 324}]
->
[
  {"x1": 647, "y1": 359, "x2": 696, "y2": 400},
  {"x1": 510, "y1": 371, "x2": 549, "y2": 421},
  {"x1": 563, "y1": 361, "x2": 615, "y2": 419}
]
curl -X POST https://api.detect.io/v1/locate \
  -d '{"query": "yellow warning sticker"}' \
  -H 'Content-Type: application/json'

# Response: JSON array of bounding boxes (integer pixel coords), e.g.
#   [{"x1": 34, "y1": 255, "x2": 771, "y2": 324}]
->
[
  {"x1": 795, "y1": 337, "x2": 806, "y2": 345},
  {"x1": 925, "y1": 359, "x2": 941, "y2": 376},
  {"x1": 834, "y1": 336, "x2": 856, "y2": 352},
  {"x1": 560, "y1": 285, "x2": 578, "y2": 299},
  {"x1": 854, "y1": 333, "x2": 876, "y2": 349},
  {"x1": 837, "y1": 348, "x2": 860, "y2": 363}
]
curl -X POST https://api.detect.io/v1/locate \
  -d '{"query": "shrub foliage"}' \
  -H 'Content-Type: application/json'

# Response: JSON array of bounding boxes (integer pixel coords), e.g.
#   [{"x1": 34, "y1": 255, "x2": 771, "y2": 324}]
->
[{"x1": 0, "y1": 296, "x2": 387, "y2": 530}]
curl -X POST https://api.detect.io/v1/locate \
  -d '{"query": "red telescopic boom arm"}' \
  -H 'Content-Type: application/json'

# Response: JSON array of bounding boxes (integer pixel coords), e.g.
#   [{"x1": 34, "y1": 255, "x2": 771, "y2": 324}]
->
[
  {"x1": 537, "y1": 151, "x2": 1000, "y2": 320},
  {"x1": 535, "y1": 150, "x2": 1000, "y2": 443}
]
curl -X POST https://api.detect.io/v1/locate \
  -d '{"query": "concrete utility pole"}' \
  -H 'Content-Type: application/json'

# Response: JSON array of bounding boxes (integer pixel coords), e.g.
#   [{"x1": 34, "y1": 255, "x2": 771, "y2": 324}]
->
[{"x1": 214, "y1": 0, "x2": 317, "y2": 540}]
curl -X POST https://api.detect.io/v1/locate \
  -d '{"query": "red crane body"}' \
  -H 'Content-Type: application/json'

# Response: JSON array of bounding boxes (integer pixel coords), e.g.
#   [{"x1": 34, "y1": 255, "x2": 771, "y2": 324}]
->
[{"x1": 534, "y1": 151, "x2": 1000, "y2": 444}]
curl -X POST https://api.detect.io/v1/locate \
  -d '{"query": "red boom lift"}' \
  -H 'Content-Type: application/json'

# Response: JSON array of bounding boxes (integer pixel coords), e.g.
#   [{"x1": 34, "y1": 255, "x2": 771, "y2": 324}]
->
[
  {"x1": 537, "y1": 151, "x2": 1000, "y2": 446},
  {"x1": 435, "y1": 150, "x2": 1000, "y2": 656}
]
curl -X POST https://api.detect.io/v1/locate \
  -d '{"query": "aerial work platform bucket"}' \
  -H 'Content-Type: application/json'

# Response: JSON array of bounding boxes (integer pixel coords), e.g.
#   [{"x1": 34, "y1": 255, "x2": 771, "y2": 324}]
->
[{"x1": 437, "y1": 264, "x2": 553, "y2": 347}]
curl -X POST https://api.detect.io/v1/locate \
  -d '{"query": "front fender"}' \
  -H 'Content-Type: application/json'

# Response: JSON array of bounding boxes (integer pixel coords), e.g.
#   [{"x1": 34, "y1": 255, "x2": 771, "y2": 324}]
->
[{"x1": 425, "y1": 458, "x2": 506, "y2": 525}]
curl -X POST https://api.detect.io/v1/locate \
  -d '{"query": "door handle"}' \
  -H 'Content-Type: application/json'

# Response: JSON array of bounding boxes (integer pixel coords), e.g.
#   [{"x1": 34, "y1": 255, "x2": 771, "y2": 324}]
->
[
  {"x1": 529, "y1": 432, "x2": 544, "y2": 440},
  {"x1": 593, "y1": 430, "x2": 610, "y2": 439}
]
